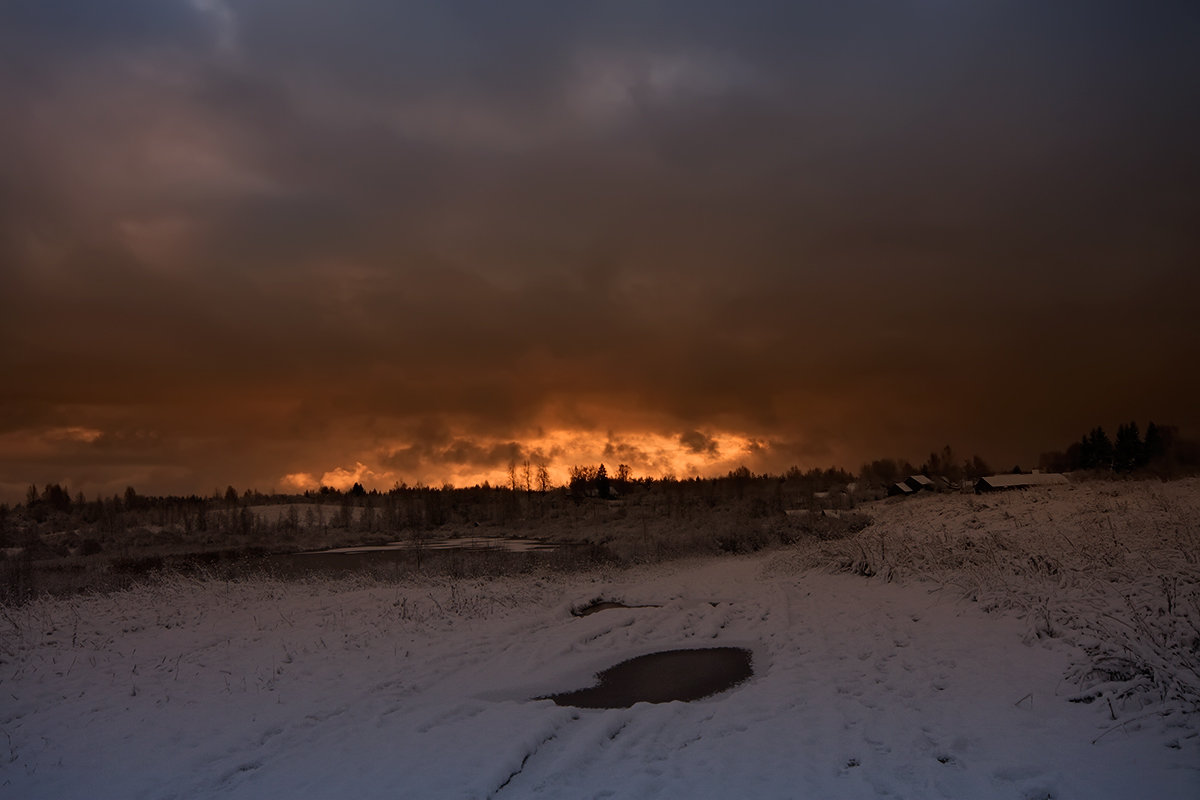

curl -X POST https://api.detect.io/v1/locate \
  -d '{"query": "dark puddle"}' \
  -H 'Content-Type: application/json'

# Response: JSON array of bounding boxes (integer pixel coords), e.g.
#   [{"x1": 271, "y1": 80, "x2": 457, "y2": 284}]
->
[
  {"x1": 541, "y1": 647, "x2": 753, "y2": 708},
  {"x1": 571, "y1": 600, "x2": 661, "y2": 617}
]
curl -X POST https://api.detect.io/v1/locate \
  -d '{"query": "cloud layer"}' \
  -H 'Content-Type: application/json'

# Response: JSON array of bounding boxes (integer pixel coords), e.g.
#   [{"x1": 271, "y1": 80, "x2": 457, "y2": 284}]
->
[{"x1": 2, "y1": 2, "x2": 1198, "y2": 499}]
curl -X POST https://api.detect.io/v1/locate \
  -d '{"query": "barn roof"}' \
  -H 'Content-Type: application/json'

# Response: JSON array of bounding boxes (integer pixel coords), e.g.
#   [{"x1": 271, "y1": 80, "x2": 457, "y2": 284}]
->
[{"x1": 976, "y1": 473, "x2": 1069, "y2": 490}]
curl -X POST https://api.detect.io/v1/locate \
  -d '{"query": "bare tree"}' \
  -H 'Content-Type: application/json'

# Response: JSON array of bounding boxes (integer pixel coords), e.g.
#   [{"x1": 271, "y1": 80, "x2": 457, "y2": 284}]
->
[{"x1": 616, "y1": 464, "x2": 632, "y2": 486}]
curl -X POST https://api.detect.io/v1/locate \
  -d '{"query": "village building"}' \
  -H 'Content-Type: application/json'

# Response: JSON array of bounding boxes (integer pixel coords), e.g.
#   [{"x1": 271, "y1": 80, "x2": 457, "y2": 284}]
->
[
  {"x1": 974, "y1": 473, "x2": 1069, "y2": 492},
  {"x1": 904, "y1": 475, "x2": 934, "y2": 492}
]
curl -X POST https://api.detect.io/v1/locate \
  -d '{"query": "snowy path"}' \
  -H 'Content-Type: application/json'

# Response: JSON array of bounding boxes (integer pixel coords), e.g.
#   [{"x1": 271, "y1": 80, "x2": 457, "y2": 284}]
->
[{"x1": 3, "y1": 552, "x2": 1197, "y2": 799}]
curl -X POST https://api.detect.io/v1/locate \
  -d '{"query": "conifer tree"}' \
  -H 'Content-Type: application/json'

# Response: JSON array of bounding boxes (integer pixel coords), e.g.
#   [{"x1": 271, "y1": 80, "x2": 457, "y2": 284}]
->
[
  {"x1": 1114, "y1": 422, "x2": 1143, "y2": 472},
  {"x1": 596, "y1": 463, "x2": 611, "y2": 499},
  {"x1": 1143, "y1": 421, "x2": 1165, "y2": 465},
  {"x1": 1088, "y1": 427, "x2": 1114, "y2": 470}
]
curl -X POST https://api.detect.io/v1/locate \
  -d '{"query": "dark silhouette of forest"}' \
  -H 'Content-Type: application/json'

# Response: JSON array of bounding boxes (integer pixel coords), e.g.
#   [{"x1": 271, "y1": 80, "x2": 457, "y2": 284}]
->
[
  {"x1": 1039, "y1": 422, "x2": 1199, "y2": 476},
  {"x1": 3, "y1": 423, "x2": 1196, "y2": 601}
]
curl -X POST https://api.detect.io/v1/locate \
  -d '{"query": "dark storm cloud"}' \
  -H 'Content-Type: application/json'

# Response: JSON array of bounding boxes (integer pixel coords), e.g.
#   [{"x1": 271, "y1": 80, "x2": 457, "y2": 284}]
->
[
  {"x1": 602, "y1": 437, "x2": 645, "y2": 466},
  {"x1": 2, "y1": 1, "x2": 1199, "y2": 498},
  {"x1": 1, "y1": 1, "x2": 203, "y2": 56},
  {"x1": 680, "y1": 431, "x2": 720, "y2": 458}
]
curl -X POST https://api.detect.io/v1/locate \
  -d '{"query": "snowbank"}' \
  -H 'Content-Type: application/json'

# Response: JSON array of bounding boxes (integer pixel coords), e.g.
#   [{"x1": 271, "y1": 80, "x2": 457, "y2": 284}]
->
[{"x1": 2, "y1": 481, "x2": 1197, "y2": 798}]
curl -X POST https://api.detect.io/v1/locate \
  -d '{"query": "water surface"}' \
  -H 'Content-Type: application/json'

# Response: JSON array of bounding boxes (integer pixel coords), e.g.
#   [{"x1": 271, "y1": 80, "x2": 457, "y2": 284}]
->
[{"x1": 543, "y1": 647, "x2": 753, "y2": 708}]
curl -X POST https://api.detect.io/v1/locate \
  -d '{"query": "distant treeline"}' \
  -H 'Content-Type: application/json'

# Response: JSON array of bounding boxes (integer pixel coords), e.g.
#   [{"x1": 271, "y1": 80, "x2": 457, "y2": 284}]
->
[
  {"x1": 6, "y1": 424, "x2": 1194, "y2": 543},
  {"x1": 3, "y1": 448, "x2": 985, "y2": 551},
  {"x1": 3, "y1": 467, "x2": 858, "y2": 554},
  {"x1": 12, "y1": 468, "x2": 849, "y2": 531},
  {"x1": 8, "y1": 454, "x2": 971, "y2": 524},
  {"x1": 1039, "y1": 422, "x2": 1199, "y2": 475},
  {"x1": 857, "y1": 445, "x2": 992, "y2": 486}
]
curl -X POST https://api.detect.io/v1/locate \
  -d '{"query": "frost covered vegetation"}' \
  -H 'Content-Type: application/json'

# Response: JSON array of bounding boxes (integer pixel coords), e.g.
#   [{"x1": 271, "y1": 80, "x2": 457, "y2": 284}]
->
[
  {"x1": 2, "y1": 466, "x2": 872, "y2": 600},
  {"x1": 1, "y1": 478, "x2": 1198, "y2": 798},
  {"x1": 789, "y1": 479, "x2": 1200, "y2": 717}
]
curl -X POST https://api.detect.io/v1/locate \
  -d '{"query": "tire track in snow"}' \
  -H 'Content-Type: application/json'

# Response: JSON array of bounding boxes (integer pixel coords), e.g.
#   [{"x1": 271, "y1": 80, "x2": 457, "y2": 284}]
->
[{"x1": 485, "y1": 715, "x2": 574, "y2": 799}]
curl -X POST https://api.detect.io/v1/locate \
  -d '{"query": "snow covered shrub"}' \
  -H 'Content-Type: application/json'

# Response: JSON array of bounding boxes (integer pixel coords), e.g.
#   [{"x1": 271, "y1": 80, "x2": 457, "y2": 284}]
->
[
  {"x1": 715, "y1": 525, "x2": 773, "y2": 553},
  {"x1": 1, "y1": 549, "x2": 35, "y2": 605},
  {"x1": 1064, "y1": 571, "x2": 1200, "y2": 712},
  {"x1": 782, "y1": 510, "x2": 871, "y2": 543},
  {"x1": 797, "y1": 479, "x2": 1200, "y2": 716}
]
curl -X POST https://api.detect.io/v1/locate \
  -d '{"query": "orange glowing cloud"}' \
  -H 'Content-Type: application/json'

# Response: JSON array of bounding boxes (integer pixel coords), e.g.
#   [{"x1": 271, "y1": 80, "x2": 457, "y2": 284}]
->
[{"x1": 279, "y1": 427, "x2": 777, "y2": 492}]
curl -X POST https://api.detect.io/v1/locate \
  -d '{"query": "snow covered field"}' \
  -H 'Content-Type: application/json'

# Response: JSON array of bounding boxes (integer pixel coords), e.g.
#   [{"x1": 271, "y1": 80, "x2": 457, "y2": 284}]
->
[{"x1": 3, "y1": 480, "x2": 1198, "y2": 799}]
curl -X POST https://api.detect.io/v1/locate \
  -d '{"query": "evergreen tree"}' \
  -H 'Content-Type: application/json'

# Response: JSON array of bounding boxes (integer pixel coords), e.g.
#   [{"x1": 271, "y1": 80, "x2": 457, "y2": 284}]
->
[
  {"x1": 1088, "y1": 427, "x2": 1114, "y2": 470},
  {"x1": 965, "y1": 455, "x2": 991, "y2": 480},
  {"x1": 1114, "y1": 422, "x2": 1143, "y2": 472},
  {"x1": 595, "y1": 463, "x2": 611, "y2": 499},
  {"x1": 1077, "y1": 434, "x2": 1095, "y2": 469},
  {"x1": 41, "y1": 483, "x2": 72, "y2": 511},
  {"x1": 1143, "y1": 421, "x2": 1165, "y2": 465}
]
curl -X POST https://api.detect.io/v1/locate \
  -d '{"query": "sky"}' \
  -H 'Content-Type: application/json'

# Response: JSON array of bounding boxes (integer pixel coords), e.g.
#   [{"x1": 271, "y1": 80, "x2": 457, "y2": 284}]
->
[{"x1": 2, "y1": 1, "x2": 1199, "y2": 501}]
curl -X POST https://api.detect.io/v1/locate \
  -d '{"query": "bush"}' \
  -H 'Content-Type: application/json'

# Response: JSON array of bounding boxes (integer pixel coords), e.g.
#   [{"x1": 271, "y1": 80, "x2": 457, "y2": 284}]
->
[{"x1": 781, "y1": 510, "x2": 872, "y2": 543}]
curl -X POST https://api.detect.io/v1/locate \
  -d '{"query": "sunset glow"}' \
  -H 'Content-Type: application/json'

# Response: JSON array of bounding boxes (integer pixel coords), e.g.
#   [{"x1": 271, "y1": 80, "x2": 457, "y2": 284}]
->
[
  {"x1": 277, "y1": 428, "x2": 775, "y2": 493},
  {"x1": 1, "y1": 3, "x2": 1197, "y2": 501}
]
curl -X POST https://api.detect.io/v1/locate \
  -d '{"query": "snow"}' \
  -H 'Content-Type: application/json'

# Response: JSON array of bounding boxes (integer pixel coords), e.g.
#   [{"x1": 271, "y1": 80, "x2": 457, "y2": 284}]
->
[
  {"x1": 977, "y1": 473, "x2": 1070, "y2": 489},
  {"x1": 3, "y1": 480, "x2": 1198, "y2": 799}
]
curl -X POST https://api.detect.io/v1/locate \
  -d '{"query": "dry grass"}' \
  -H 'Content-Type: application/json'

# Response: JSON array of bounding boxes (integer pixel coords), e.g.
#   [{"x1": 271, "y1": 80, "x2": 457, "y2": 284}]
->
[{"x1": 777, "y1": 479, "x2": 1200, "y2": 715}]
